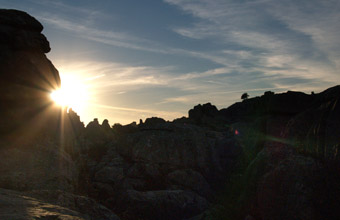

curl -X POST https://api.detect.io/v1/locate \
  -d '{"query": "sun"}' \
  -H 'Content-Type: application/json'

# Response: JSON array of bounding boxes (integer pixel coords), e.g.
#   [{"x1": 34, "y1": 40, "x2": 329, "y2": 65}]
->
[{"x1": 50, "y1": 74, "x2": 89, "y2": 113}]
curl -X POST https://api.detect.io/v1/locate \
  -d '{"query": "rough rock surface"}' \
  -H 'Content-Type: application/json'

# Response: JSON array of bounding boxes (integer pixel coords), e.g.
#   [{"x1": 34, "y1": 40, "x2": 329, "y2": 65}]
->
[
  {"x1": 110, "y1": 190, "x2": 209, "y2": 220},
  {"x1": 0, "y1": 142, "x2": 77, "y2": 192},
  {"x1": 0, "y1": 9, "x2": 60, "y2": 140},
  {"x1": 82, "y1": 122, "x2": 242, "y2": 219},
  {"x1": 257, "y1": 155, "x2": 320, "y2": 220},
  {"x1": 0, "y1": 188, "x2": 120, "y2": 220},
  {"x1": 284, "y1": 86, "x2": 340, "y2": 161},
  {"x1": 0, "y1": 9, "x2": 120, "y2": 220}
]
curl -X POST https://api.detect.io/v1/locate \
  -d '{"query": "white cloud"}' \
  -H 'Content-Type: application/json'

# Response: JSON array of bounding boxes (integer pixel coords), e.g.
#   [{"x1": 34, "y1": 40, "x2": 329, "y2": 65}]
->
[
  {"x1": 164, "y1": 0, "x2": 340, "y2": 84},
  {"x1": 53, "y1": 60, "x2": 171, "y2": 93}
]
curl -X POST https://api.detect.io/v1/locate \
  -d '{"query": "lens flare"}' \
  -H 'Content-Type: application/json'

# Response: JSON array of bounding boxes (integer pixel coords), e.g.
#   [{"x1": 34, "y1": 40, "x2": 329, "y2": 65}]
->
[{"x1": 50, "y1": 74, "x2": 89, "y2": 114}]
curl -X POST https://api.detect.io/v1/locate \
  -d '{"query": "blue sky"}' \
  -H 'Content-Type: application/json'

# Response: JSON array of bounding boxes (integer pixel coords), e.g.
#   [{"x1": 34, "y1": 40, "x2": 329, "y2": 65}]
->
[{"x1": 1, "y1": 0, "x2": 340, "y2": 124}]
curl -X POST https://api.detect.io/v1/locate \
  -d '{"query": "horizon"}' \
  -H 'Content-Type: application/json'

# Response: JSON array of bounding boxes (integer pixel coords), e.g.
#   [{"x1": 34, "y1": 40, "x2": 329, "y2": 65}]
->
[
  {"x1": 73, "y1": 85, "x2": 338, "y2": 126},
  {"x1": 1, "y1": 0, "x2": 339, "y2": 125}
]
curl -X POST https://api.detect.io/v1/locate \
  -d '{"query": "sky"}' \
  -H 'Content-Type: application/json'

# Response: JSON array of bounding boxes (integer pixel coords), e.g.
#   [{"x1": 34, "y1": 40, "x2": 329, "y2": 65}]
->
[{"x1": 1, "y1": 0, "x2": 340, "y2": 125}]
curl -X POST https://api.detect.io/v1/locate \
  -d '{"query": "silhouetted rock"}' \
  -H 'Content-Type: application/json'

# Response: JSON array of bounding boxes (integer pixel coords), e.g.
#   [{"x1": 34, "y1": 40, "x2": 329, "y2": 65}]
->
[
  {"x1": 59, "y1": 109, "x2": 85, "y2": 157},
  {"x1": 0, "y1": 9, "x2": 48, "y2": 52},
  {"x1": 83, "y1": 119, "x2": 113, "y2": 162},
  {"x1": 143, "y1": 117, "x2": 166, "y2": 126},
  {"x1": 220, "y1": 91, "x2": 315, "y2": 122},
  {"x1": 173, "y1": 116, "x2": 190, "y2": 124},
  {"x1": 82, "y1": 121, "x2": 243, "y2": 219},
  {"x1": 284, "y1": 85, "x2": 340, "y2": 161},
  {"x1": 102, "y1": 119, "x2": 111, "y2": 131},
  {"x1": 189, "y1": 103, "x2": 218, "y2": 122},
  {"x1": 0, "y1": 9, "x2": 60, "y2": 142},
  {"x1": 67, "y1": 108, "x2": 85, "y2": 135},
  {"x1": 264, "y1": 91, "x2": 274, "y2": 96},
  {"x1": 85, "y1": 118, "x2": 111, "y2": 142},
  {"x1": 0, "y1": 10, "x2": 122, "y2": 219},
  {"x1": 112, "y1": 122, "x2": 138, "y2": 134}
]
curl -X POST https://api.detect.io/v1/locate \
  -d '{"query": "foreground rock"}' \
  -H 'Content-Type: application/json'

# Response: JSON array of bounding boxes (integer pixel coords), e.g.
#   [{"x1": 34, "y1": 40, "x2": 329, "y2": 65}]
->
[
  {"x1": 0, "y1": 142, "x2": 77, "y2": 192},
  {"x1": 0, "y1": 188, "x2": 120, "y2": 220},
  {"x1": 0, "y1": 9, "x2": 120, "y2": 220}
]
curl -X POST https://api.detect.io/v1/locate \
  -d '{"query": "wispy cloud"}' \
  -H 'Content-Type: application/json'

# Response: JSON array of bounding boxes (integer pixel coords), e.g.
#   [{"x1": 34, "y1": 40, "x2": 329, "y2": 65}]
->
[
  {"x1": 53, "y1": 60, "x2": 171, "y2": 93},
  {"x1": 37, "y1": 16, "x2": 166, "y2": 53},
  {"x1": 36, "y1": 1, "x2": 337, "y2": 86},
  {"x1": 164, "y1": 0, "x2": 340, "y2": 84},
  {"x1": 5, "y1": 0, "x2": 338, "y2": 124},
  {"x1": 29, "y1": 0, "x2": 100, "y2": 15},
  {"x1": 46, "y1": 0, "x2": 340, "y2": 124}
]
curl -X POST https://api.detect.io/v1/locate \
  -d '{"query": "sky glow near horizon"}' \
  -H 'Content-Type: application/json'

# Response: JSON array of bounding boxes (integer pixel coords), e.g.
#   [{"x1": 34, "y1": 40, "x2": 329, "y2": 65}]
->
[{"x1": 1, "y1": 0, "x2": 340, "y2": 125}]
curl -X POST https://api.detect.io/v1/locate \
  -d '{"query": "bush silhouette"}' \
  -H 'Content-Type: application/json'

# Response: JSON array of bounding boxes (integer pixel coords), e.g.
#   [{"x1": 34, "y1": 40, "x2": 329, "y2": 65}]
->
[{"x1": 241, "y1": 93, "x2": 249, "y2": 100}]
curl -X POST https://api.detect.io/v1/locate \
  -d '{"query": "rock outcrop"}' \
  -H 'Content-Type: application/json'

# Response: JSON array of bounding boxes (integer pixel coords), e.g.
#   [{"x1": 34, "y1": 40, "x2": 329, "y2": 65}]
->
[
  {"x1": 0, "y1": 9, "x2": 119, "y2": 220},
  {"x1": 219, "y1": 90, "x2": 315, "y2": 122},
  {"x1": 284, "y1": 86, "x2": 340, "y2": 161},
  {"x1": 0, "y1": 9, "x2": 60, "y2": 142},
  {"x1": 0, "y1": 141, "x2": 77, "y2": 192},
  {"x1": 80, "y1": 122, "x2": 242, "y2": 219}
]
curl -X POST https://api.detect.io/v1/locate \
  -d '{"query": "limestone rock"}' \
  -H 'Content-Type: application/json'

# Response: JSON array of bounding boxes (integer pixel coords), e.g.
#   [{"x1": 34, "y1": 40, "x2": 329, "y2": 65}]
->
[
  {"x1": 167, "y1": 169, "x2": 212, "y2": 199},
  {"x1": 110, "y1": 190, "x2": 209, "y2": 220},
  {"x1": 0, "y1": 143, "x2": 77, "y2": 192},
  {"x1": 256, "y1": 155, "x2": 319, "y2": 220},
  {"x1": 0, "y1": 188, "x2": 120, "y2": 220},
  {"x1": 284, "y1": 85, "x2": 340, "y2": 161},
  {"x1": 0, "y1": 9, "x2": 60, "y2": 141}
]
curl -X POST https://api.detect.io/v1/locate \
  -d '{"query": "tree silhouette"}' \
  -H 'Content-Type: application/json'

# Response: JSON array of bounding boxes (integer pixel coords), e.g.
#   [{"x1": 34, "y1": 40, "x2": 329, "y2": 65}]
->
[{"x1": 241, "y1": 92, "x2": 249, "y2": 100}]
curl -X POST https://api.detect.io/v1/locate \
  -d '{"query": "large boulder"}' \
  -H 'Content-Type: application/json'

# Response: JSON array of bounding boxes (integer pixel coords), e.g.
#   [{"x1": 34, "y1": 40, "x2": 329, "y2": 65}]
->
[
  {"x1": 189, "y1": 103, "x2": 218, "y2": 121},
  {"x1": 0, "y1": 8, "x2": 86, "y2": 196},
  {"x1": 256, "y1": 155, "x2": 320, "y2": 220},
  {"x1": 188, "y1": 103, "x2": 220, "y2": 127},
  {"x1": 0, "y1": 9, "x2": 61, "y2": 142},
  {"x1": 0, "y1": 142, "x2": 78, "y2": 192},
  {"x1": 284, "y1": 86, "x2": 340, "y2": 162},
  {"x1": 167, "y1": 169, "x2": 212, "y2": 199},
  {"x1": 239, "y1": 144, "x2": 340, "y2": 220}
]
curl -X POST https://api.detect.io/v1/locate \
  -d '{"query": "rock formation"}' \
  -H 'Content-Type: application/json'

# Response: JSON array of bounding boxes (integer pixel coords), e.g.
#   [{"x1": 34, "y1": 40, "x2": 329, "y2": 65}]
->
[
  {"x1": 1, "y1": 9, "x2": 340, "y2": 220},
  {"x1": 0, "y1": 9, "x2": 61, "y2": 143}
]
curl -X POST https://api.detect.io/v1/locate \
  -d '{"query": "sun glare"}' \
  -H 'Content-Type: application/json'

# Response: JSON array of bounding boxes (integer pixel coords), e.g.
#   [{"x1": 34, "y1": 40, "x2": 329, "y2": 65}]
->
[{"x1": 50, "y1": 74, "x2": 89, "y2": 114}]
